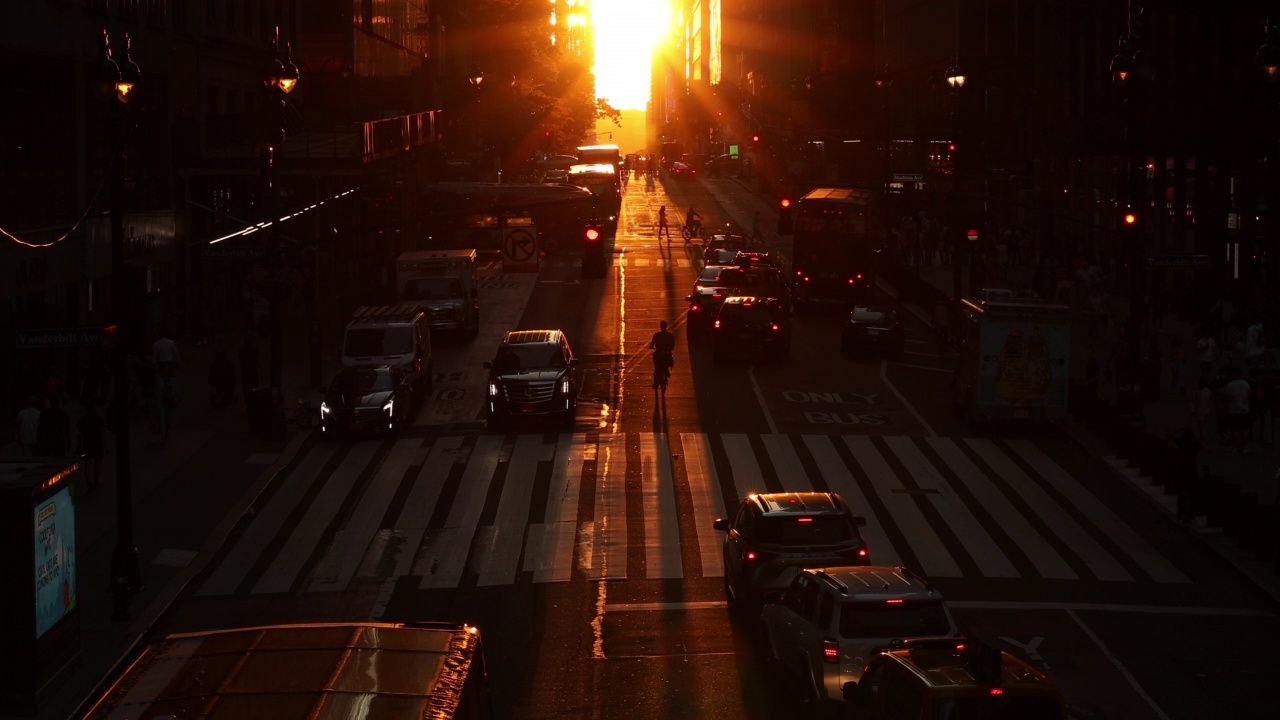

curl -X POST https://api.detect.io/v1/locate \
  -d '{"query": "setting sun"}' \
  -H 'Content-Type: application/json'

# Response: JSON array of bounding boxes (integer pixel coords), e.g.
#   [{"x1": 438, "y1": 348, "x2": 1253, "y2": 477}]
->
[{"x1": 591, "y1": 0, "x2": 669, "y2": 111}]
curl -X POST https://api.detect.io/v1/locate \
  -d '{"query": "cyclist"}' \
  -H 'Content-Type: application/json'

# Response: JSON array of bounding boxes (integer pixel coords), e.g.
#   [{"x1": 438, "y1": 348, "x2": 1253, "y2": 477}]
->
[
  {"x1": 648, "y1": 320, "x2": 676, "y2": 390},
  {"x1": 657, "y1": 205, "x2": 672, "y2": 240},
  {"x1": 685, "y1": 207, "x2": 704, "y2": 241}
]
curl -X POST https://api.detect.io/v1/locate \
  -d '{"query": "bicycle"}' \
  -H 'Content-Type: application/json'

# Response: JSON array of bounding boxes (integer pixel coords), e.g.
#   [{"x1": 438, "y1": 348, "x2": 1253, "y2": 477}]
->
[
  {"x1": 653, "y1": 351, "x2": 673, "y2": 393},
  {"x1": 681, "y1": 222, "x2": 707, "y2": 243},
  {"x1": 291, "y1": 396, "x2": 320, "y2": 427}
]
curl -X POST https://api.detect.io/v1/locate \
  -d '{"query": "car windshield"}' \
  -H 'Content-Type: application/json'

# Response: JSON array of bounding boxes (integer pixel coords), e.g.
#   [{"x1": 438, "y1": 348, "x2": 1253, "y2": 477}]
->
[
  {"x1": 699, "y1": 267, "x2": 727, "y2": 283},
  {"x1": 933, "y1": 696, "x2": 1063, "y2": 720},
  {"x1": 403, "y1": 276, "x2": 464, "y2": 300},
  {"x1": 494, "y1": 344, "x2": 566, "y2": 371},
  {"x1": 331, "y1": 369, "x2": 393, "y2": 394},
  {"x1": 852, "y1": 308, "x2": 892, "y2": 323},
  {"x1": 837, "y1": 600, "x2": 951, "y2": 639},
  {"x1": 757, "y1": 516, "x2": 855, "y2": 544},
  {"x1": 344, "y1": 327, "x2": 415, "y2": 356}
]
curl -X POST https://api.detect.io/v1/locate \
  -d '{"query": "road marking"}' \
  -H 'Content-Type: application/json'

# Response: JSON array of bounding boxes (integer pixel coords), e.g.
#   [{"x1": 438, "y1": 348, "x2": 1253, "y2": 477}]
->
[
  {"x1": 948, "y1": 600, "x2": 1272, "y2": 615},
  {"x1": 880, "y1": 358, "x2": 936, "y2": 436},
  {"x1": 1067, "y1": 609, "x2": 1174, "y2": 720},
  {"x1": 681, "y1": 433, "x2": 728, "y2": 577},
  {"x1": 605, "y1": 601, "x2": 729, "y2": 612},
  {"x1": 805, "y1": 435, "x2": 901, "y2": 567},
  {"x1": 640, "y1": 432, "x2": 682, "y2": 578},
  {"x1": 748, "y1": 366, "x2": 779, "y2": 434}
]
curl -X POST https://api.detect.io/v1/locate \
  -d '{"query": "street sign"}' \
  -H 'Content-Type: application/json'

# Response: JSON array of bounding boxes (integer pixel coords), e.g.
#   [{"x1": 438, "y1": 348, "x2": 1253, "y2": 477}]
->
[
  {"x1": 1146, "y1": 254, "x2": 1209, "y2": 269},
  {"x1": 15, "y1": 327, "x2": 102, "y2": 349},
  {"x1": 966, "y1": 229, "x2": 980, "y2": 242},
  {"x1": 893, "y1": 173, "x2": 923, "y2": 182},
  {"x1": 502, "y1": 225, "x2": 539, "y2": 273},
  {"x1": 203, "y1": 245, "x2": 265, "y2": 260}
]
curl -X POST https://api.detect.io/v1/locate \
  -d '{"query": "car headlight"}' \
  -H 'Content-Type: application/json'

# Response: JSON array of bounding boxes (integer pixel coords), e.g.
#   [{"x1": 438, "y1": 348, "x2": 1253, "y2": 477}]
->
[
  {"x1": 382, "y1": 399, "x2": 394, "y2": 414},
  {"x1": 320, "y1": 402, "x2": 330, "y2": 417},
  {"x1": 560, "y1": 379, "x2": 570, "y2": 394},
  {"x1": 489, "y1": 382, "x2": 498, "y2": 397}
]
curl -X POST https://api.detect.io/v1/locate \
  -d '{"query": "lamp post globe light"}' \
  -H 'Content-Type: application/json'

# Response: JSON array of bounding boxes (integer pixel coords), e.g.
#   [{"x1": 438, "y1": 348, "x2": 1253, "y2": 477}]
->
[
  {"x1": 93, "y1": 28, "x2": 143, "y2": 621},
  {"x1": 265, "y1": 26, "x2": 299, "y2": 399}
]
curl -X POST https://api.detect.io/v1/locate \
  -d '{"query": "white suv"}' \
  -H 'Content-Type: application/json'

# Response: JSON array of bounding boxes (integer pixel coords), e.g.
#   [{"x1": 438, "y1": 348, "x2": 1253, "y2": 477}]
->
[{"x1": 758, "y1": 566, "x2": 956, "y2": 706}]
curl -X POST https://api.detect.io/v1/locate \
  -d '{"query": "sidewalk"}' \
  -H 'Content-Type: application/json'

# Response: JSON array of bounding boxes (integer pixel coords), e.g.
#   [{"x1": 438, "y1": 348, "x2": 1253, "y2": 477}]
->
[
  {"x1": 0, "y1": 302, "x2": 336, "y2": 720},
  {"x1": 886, "y1": 258, "x2": 1280, "y2": 604}
]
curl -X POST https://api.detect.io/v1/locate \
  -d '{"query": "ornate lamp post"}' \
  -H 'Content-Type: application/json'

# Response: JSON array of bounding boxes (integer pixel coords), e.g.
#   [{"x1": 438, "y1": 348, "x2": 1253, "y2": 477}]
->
[
  {"x1": 92, "y1": 29, "x2": 143, "y2": 620},
  {"x1": 945, "y1": 60, "x2": 967, "y2": 304},
  {"x1": 265, "y1": 27, "x2": 299, "y2": 396}
]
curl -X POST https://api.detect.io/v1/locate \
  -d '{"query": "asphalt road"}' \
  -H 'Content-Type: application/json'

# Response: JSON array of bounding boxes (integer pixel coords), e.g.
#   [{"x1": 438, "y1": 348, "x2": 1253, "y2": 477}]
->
[{"x1": 141, "y1": 174, "x2": 1280, "y2": 720}]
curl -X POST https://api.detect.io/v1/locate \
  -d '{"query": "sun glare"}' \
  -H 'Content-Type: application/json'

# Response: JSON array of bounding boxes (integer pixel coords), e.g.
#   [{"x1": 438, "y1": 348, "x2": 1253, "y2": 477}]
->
[{"x1": 591, "y1": 0, "x2": 669, "y2": 111}]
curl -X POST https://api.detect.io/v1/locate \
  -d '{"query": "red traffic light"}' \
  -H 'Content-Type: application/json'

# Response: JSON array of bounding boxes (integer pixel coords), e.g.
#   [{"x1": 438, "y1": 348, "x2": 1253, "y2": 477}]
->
[
  {"x1": 752, "y1": 134, "x2": 761, "y2": 143},
  {"x1": 585, "y1": 226, "x2": 601, "y2": 242},
  {"x1": 948, "y1": 143, "x2": 956, "y2": 152},
  {"x1": 779, "y1": 198, "x2": 792, "y2": 209},
  {"x1": 544, "y1": 130, "x2": 551, "y2": 137},
  {"x1": 1123, "y1": 211, "x2": 1138, "y2": 225}
]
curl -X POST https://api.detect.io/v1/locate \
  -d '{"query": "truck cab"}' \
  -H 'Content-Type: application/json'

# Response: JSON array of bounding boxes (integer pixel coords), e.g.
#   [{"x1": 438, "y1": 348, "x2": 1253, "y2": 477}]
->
[{"x1": 395, "y1": 249, "x2": 480, "y2": 338}]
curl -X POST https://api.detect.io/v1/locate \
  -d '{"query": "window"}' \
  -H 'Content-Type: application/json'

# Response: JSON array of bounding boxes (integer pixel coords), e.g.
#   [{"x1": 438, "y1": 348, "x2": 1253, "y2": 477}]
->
[
  {"x1": 817, "y1": 593, "x2": 834, "y2": 630},
  {"x1": 757, "y1": 516, "x2": 856, "y2": 544},
  {"x1": 838, "y1": 600, "x2": 951, "y2": 639}
]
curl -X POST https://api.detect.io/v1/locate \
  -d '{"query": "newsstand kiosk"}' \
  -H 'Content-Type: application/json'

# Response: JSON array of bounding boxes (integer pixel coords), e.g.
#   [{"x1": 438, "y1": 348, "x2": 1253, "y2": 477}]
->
[{"x1": 0, "y1": 460, "x2": 81, "y2": 713}]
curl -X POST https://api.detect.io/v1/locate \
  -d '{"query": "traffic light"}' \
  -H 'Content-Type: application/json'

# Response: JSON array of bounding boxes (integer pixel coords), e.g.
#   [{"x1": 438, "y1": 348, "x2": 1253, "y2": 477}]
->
[
  {"x1": 584, "y1": 224, "x2": 602, "y2": 243},
  {"x1": 752, "y1": 134, "x2": 761, "y2": 144},
  {"x1": 583, "y1": 221, "x2": 606, "y2": 278},
  {"x1": 777, "y1": 197, "x2": 794, "y2": 234}
]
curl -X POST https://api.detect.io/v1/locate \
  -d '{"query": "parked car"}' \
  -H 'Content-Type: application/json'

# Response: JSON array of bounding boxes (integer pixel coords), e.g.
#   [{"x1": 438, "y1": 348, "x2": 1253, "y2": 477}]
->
[
  {"x1": 706, "y1": 153, "x2": 742, "y2": 176},
  {"x1": 713, "y1": 492, "x2": 870, "y2": 618},
  {"x1": 711, "y1": 296, "x2": 791, "y2": 365},
  {"x1": 669, "y1": 161, "x2": 697, "y2": 179},
  {"x1": 320, "y1": 365, "x2": 417, "y2": 438},
  {"x1": 759, "y1": 566, "x2": 957, "y2": 706},
  {"x1": 842, "y1": 305, "x2": 905, "y2": 358},
  {"x1": 542, "y1": 168, "x2": 569, "y2": 183},
  {"x1": 483, "y1": 329, "x2": 579, "y2": 429}
]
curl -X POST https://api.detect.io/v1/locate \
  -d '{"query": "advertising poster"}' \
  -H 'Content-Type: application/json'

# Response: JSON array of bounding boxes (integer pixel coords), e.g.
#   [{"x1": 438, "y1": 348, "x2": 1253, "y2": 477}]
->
[
  {"x1": 977, "y1": 316, "x2": 1071, "y2": 409},
  {"x1": 34, "y1": 486, "x2": 76, "y2": 638}
]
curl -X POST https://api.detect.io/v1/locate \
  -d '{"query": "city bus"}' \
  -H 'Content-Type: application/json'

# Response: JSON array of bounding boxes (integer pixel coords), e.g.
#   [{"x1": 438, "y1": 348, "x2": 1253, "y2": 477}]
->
[
  {"x1": 575, "y1": 143, "x2": 622, "y2": 172},
  {"x1": 790, "y1": 187, "x2": 880, "y2": 306}
]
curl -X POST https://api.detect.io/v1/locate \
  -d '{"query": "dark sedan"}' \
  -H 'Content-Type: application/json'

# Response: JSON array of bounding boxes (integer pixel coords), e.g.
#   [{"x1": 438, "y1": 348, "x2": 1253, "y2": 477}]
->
[
  {"x1": 841, "y1": 306, "x2": 905, "y2": 358},
  {"x1": 320, "y1": 365, "x2": 417, "y2": 437},
  {"x1": 668, "y1": 161, "x2": 698, "y2": 179}
]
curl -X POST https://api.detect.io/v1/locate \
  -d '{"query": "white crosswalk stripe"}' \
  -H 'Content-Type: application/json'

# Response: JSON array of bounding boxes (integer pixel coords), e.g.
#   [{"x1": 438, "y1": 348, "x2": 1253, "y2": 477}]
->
[{"x1": 192, "y1": 432, "x2": 1191, "y2": 596}]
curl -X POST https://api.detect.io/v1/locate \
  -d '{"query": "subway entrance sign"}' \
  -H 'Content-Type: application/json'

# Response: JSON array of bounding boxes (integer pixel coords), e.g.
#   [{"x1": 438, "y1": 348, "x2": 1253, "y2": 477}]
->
[
  {"x1": 14, "y1": 328, "x2": 102, "y2": 350},
  {"x1": 1146, "y1": 254, "x2": 1209, "y2": 269}
]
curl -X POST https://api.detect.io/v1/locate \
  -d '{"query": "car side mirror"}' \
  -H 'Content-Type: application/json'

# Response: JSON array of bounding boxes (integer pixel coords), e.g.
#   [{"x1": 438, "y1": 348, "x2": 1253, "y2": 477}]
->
[
  {"x1": 482, "y1": 361, "x2": 493, "y2": 369},
  {"x1": 842, "y1": 681, "x2": 866, "y2": 705},
  {"x1": 713, "y1": 518, "x2": 728, "y2": 532},
  {"x1": 852, "y1": 515, "x2": 867, "y2": 528},
  {"x1": 568, "y1": 358, "x2": 578, "y2": 366}
]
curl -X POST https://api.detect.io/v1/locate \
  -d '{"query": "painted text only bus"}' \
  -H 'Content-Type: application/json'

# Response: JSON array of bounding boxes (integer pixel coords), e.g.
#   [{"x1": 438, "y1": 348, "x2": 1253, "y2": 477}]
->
[{"x1": 790, "y1": 187, "x2": 879, "y2": 305}]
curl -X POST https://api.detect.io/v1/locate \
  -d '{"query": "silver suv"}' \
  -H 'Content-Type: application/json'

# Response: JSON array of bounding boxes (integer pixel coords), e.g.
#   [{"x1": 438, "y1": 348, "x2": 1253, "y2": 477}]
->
[
  {"x1": 483, "y1": 329, "x2": 578, "y2": 429},
  {"x1": 759, "y1": 566, "x2": 957, "y2": 706},
  {"x1": 713, "y1": 492, "x2": 869, "y2": 617}
]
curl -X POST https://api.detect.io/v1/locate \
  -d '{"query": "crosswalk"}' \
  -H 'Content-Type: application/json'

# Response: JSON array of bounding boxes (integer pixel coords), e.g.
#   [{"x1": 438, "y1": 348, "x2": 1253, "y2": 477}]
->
[{"x1": 193, "y1": 432, "x2": 1188, "y2": 596}]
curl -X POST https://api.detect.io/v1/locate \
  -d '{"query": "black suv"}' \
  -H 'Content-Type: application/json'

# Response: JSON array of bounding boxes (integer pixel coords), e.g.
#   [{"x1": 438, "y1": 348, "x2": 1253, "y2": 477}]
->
[
  {"x1": 711, "y1": 296, "x2": 791, "y2": 364},
  {"x1": 686, "y1": 264, "x2": 790, "y2": 337},
  {"x1": 483, "y1": 329, "x2": 578, "y2": 429},
  {"x1": 713, "y1": 492, "x2": 869, "y2": 617}
]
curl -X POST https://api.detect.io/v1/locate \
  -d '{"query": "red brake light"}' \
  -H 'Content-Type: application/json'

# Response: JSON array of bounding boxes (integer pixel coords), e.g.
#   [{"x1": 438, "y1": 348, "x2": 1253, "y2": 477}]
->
[
  {"x1": 780, "y1": 198, "x2": 792, "y2": 209},
  {"x1": 771, "y1": 323, "x2": 780, "y2": 331},
  {"x1": 797, "y1": 516, "x2": 813, "y2": 522},
  {"x1": 691, "y1": 304, "x2": 701, "y2": 312},
  {"x1": 989, "y1": 688, "x2": 1004, "y2": 696},
  {"x1": 858, "y1": 548, "x2": 867, "y2": 557},
  {"x1": 886, "y1": 598, "x2": 904, "y2": 604},
  {"x1": 746, "y1": 550, "x2": 757, "y2": 561},
  {"x1": 822, "y1": 639, "x2": 840, "y2": 663},
  {"x1": 713, "y1": 319, "x2": 722, "y2": 329}
]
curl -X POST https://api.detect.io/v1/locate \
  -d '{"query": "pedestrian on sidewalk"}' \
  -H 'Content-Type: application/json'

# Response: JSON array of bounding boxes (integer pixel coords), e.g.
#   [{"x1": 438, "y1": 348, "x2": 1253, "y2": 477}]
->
[
  {"x1": 1245, "y1": 318, "x2": 1266, "y2": 369},
  {"x1": 239, "y1": 335, "x2": 261, "y2": 410},
  {"x1": 932, "y1": 301, "x2": 951, "y2": 356},
  {"x1": 1221, "y1": 365, "x2": 1252, "y2": 452},
  {"x1": 35, "y1": 397, "x2": 71, "y2": 457},
  {"x1": 1196, "y1": 329, "x2": 1218, "y2": 384},
  {"x1": 1209, "y1": 294, "x2": 1236, "y2": 348},
  {"x1": 76, "y1": 401, "x2": 106, "y2": 491},
  {"x1": 154, "y1": 364, "x2": 180, "y2": 442},
  {"x1": 14, "y1": 397, "x2": 41, "y2": 458},
  {"x1": 152, "y1": 328, "x2": 180, "y2": 373}
]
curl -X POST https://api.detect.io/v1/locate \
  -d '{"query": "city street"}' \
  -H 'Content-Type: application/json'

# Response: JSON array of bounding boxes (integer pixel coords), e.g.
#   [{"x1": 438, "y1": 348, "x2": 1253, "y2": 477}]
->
[{"x1": 57, "y1": 175, "x2": 1271, "y2": 720}]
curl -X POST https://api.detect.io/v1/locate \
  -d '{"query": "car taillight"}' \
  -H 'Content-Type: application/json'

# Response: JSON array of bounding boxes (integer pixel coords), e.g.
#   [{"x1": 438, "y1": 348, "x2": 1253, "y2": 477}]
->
[
  {"x1": 771, "y1": 323, "x2": 780, "y2": 331},
  {"x1": 822, "y1": 638, "x2": 840, "y2": 663},
  {"x1": 990, "y1": 688, "x2": 1004, "y2": 696},
  {"x1": 886, "y1": 598, "x2": 904, "y2": 604},
  {"x1": 691, "y1": 304, "x2": 701, "y2": 312},
  {"x1": 714, "y1": 319, "x2": 722, "y2": 329},
  {"x1": 838, "y1": 547, "x2": 870, "y2": 564},
  {"x1": 744, "y1": 549, "x2": 777, "y2": 563}
]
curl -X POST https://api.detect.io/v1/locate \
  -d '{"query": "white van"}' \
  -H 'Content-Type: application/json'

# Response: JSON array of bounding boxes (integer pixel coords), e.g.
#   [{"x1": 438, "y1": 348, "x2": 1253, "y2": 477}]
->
[{"x1": 341, "y1": 306, "x2": 433, "y2": 393}]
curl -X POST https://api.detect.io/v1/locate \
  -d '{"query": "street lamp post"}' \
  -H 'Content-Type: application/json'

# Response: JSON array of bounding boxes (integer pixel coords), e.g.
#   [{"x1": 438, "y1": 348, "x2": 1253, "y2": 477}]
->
[
  {"x1": 874, "y1": 64, "x2": 893, "y2": 194},
  {"x1": 265, "y1": 27, "x2": 299, "y2": 397},
  {"x1": 1111, "y1": 1, "x2": 1152, "y2": 392},
  {"x1": 945, "y1": 61, "x2": 967, "y2": 305},
  {"x1": 92, "y1": 29, "x2": 142, "y2": 621}
]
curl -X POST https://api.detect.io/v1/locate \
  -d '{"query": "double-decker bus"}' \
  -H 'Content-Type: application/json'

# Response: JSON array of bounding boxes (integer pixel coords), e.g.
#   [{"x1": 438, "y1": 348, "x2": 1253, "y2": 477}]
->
[{"x1": 790, "y1": 187, "x2": 879, "y2": 305}]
